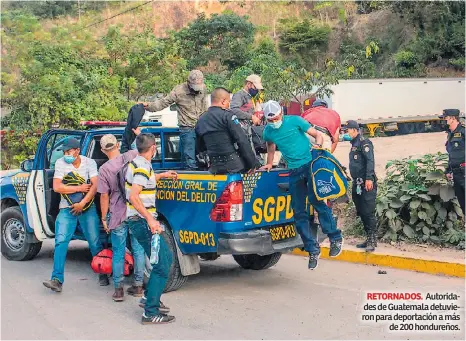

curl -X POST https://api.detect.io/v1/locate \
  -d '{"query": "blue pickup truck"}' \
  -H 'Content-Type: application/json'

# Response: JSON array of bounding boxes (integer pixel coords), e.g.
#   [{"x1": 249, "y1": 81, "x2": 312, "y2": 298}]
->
[{"x1": 0, "y1": 122, "x2": 305, "y2": 291}]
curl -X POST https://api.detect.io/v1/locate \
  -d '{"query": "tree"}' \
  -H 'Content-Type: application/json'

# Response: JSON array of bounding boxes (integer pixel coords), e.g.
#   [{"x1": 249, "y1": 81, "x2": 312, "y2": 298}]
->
[
  {"x1": 175, "y1": 13, "x2": 255, "y2": 71},
  {"x1": 278, "y1": 18, "x2": 331, "y2": 68}
]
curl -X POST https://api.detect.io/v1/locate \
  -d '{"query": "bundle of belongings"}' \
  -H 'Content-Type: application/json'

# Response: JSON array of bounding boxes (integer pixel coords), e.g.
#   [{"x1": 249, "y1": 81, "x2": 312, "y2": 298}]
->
[
  {"x1": 61, "y1": 171, "x2": 94, "y2": 212},
  {"x1": 310, "y1": 147, "x2": 350, "y2": 201}
]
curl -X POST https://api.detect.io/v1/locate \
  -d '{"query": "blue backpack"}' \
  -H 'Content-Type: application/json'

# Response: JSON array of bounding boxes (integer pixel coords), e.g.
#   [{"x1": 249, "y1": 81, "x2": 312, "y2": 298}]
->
[{"x1": 310, "y1": 147, "x2": 349, "y2": 201}]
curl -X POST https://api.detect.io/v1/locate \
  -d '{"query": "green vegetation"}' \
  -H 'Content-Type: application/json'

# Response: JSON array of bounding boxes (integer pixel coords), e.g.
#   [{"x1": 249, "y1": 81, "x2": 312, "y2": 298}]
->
[
  {"x1": 1, "y1": 1, "x2": 464, "y2": 169},
  {"x1": 376, "y1": 154, "x2": 464, "y2": 249}
]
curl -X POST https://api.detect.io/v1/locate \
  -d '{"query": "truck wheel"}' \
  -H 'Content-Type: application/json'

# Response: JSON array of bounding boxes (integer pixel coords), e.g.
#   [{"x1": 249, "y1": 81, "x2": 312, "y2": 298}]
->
[
  {"x1": 233, "y1": 252, "x2": 282, "y2": 270},
  {"x1": 143, "y1": 222, "x2": 188, "y2": 293},
  {"x1": 1, "y1": 207, "x2": 42, "y2": 261}
]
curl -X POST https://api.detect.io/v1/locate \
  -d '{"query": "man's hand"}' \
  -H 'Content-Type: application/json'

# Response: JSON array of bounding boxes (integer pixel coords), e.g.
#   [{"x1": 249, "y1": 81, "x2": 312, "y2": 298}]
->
[
  {"x1": 77, "y1": 184, "x2": 91, "y2": 193},
  {"x1": 446, "y1": 173, "x2": 453, "y2": 181},
  {"x1": 163, "y1": 170, "x2": 178, "y2": 180},
  {"x1": 148, "y1": 217, "x2": 163, "y2": 234},
  {"x1": 71, "y1": 201, "x2": 86, "y2": 215},
  {"x1": 259, "y1": 164, "x2": 273, "y2": 172},
  {"x1": 251, "y1": 115, "x2": 261, "y2": 126},
  {"x1": 132, "y1": 127, "x2": 142, "y2": 136},
  {"x1": 102, "y1": 220, "x2": 110, "y2": 234},
  {"x1": 365, "y1": 179, "x2": 374, "y2": 191},
  {"x1": 140, "y1": 102, "x2": 149, "y2": 108}
]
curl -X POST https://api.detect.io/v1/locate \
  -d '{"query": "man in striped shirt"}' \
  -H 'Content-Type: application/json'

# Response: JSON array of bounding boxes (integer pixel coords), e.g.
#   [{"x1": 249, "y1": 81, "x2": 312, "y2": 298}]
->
[{"x1": 125, "y1": 133, "x2": 178, "y2": 325}]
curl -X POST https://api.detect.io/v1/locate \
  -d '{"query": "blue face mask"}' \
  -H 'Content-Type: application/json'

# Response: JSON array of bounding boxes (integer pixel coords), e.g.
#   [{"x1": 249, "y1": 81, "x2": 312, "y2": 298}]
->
[
  {"x1": 248, "y1": 88, "x2": 259, "y2": 97},
  {"x1": 342, "y1": 133, "x2": 352, "y2": 141},
  {"x1": 64, "y1": 155, "x2": 76, "y2": 164},
  {"x1": 269, "y1": 120, "x2": 283, "y2": 129}
]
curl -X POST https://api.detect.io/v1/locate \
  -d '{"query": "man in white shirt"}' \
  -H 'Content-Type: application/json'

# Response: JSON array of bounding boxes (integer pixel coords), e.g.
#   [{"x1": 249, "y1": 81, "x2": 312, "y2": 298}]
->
[{"x1": 43, "y1": 137, "x2": 108, "y2": 292}]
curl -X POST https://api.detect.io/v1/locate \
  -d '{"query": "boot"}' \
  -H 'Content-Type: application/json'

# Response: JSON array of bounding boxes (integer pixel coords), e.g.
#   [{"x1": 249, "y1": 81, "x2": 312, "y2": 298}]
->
[
  {"x1": 365, "y1": 233, "x2": 377, "y2": 252},
  {"x1": 112, "y1": 288, "x2": 124, "y2": 302},
  {"x1": 127, "y1": 285, "x2": 143, "y2": 297},
  {"x1": 356, "y1": 238, "x2": 368, "y2": 249}
]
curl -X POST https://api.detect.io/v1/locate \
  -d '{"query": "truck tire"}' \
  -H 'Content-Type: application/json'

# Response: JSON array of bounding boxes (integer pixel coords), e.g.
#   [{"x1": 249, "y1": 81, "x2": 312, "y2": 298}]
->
[
  {"x1": 143, "y1": 222, "x2": 188, "y2": 293},
  {"x1": 233, "y1": 252, "x2": 282, "y2": 270},
  {"x1": 1, "y1": 207, "x2": 42, "y2": 261}
]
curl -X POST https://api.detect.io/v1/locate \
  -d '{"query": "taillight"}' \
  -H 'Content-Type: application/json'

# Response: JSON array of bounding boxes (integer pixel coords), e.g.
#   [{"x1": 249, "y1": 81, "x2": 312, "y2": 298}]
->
[{"x1": 210, "y1": 181, "x2": 243, "y2": 222}]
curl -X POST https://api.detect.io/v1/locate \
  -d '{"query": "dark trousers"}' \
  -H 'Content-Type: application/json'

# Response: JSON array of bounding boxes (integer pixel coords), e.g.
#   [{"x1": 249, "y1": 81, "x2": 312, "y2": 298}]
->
[
  {"x1": 289, "y1": 162, "x2": 342, "y2": 255},
  {"x1": 352, "y1": 183, "x2": 377, "y2": 236},
  {"x1": 453, "y1": 169, "x2": 465, "y2": 216},
  {"x1": 127, "y1": 218, "x2": 172, "y2": 317}
]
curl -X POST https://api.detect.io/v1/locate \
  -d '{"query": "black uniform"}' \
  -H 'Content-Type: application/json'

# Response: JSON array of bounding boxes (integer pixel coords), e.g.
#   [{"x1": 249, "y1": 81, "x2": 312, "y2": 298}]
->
[
  {"x1": 349, "y1": 134, "x2": 377, "y2": 245},
  {"x1": 445, "y1": 124, "x2": 465, "y2": 215},
  {"x1": 195, "y1": 106, "x2": 257, "y2": 174}
]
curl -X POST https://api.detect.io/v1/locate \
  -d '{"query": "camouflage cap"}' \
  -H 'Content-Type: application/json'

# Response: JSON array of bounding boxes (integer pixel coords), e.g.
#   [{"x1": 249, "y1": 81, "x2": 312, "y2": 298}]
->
[
  {"x1": 188, "y1": 70, "x2": 205, "y2": 91},
  {"x1": 100, "y1": 134, "x2": 118, "y2": 151}
]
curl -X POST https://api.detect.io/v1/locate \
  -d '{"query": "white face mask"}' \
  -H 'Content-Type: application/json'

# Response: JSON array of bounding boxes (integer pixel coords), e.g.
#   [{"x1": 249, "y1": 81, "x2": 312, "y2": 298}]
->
[{"x1": 269, "y1": 120, "x2": 283, "y2": 129}]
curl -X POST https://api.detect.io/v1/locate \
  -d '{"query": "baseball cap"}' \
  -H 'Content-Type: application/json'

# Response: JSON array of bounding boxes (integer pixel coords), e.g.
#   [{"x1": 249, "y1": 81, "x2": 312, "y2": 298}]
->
[
  {"x1": 246, "y1": 74, "x2": 263, "y2": 90},
  {"x1": 342, "y1": 120, "x2": 360, "y2": 130},
  {"x1": 439, "y1": 109, "x2": 460, "y2": 118},
  {"x1": 100, "y1": 134, "x2": 118, "y2": 151},
  {"x1": 263, "y1": 100, "x2": 282, "y2": 120},
  {"x1": 59, "y1": 137, "x2": 81, "y2": 151},
  {"x1": 311, "y1": 99, "x2": 328, "y2": 108},
  {"x1": 188, "y1": 70, "x2": 205, "y2": 92}
]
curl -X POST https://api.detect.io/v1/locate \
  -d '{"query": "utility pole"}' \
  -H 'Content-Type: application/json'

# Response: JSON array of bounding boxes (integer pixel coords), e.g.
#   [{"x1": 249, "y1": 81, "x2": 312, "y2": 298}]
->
[{"x1": 78, "y1": 0, "x2": 81, "y2": 22}]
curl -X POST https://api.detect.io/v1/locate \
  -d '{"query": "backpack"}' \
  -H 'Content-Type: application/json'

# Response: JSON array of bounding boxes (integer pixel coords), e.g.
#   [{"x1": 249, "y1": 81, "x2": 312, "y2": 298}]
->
[
  {"x1": 310, "y1": 147, "x2": 349, "y2": 201},
  {"x1": 91, "y1": 248, "x2": 134, "y2": 275},
  {"x1": 116, "y1": 152, "x2": 138, "y2": 202},
  {"x1": 251, "y1": 125, "x2": 267, "y2": 154}
]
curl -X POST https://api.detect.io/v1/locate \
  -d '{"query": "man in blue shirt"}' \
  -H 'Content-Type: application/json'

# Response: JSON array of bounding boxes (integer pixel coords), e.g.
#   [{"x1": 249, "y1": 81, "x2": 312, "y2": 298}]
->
[{"x1": 260, "y1": 100, "x2": 343, "y2": 270}]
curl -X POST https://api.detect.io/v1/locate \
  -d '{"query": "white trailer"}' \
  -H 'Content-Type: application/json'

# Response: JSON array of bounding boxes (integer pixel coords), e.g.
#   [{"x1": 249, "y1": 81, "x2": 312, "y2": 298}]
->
[{"x1": 325, "y1": 78, "x2": 465, "y2": 136}]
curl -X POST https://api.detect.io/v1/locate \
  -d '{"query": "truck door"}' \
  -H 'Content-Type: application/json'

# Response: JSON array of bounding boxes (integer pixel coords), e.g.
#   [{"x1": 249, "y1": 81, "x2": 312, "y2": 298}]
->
[{"x1": 27, "y1": 131, "x2": 84, "y2": 241}]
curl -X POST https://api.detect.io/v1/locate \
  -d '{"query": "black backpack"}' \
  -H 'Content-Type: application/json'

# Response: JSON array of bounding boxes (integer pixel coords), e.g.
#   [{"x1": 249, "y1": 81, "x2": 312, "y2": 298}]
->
[{"x1": 251, "y1": 125, "x2": 267, "y2": 154}]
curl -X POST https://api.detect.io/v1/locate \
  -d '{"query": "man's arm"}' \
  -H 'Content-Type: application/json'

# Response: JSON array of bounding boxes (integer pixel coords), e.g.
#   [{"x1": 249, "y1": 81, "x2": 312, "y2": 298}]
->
[
  {"x1": 260, "y1": 142, "x2": 276, "y2": 171},
  {"x1": 144, "y1": 90, "x2": 177, "y2": 113},
  {"x1": 227, "y1": 114, "x2": 257, "y2": 170},
  {"x1": 195, "y1": 125, "x2": 206, "y2": 154},
  {"x1": 361, "y1": 140, "x2": 376, "y2": 191},
  {"x1": 330, "y1": 127, "x2": 340, "y2": 153},
  {"x1": 97, "y1": 169, "x2": 111, "y2": 231},
  {"x1": 307, "y1": 127, "x2": 324, "y2": 146},
  {"x1": 53, "y1": 178, "x2": 89, "y2": 194}
]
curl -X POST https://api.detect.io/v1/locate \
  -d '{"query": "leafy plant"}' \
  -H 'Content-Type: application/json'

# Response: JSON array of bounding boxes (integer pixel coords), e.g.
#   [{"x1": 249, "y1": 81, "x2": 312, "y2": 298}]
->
[{"x1": 376, "y1": 153, "x2": 464, "y2": 247}]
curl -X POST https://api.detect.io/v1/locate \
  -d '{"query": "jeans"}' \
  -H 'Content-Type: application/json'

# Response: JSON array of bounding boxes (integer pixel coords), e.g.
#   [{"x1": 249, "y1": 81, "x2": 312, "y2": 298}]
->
[
  {"x1": 128, "y1": 218, "x2": 172, "y2": 317},
  {"x1": 51, "y1": 205, "x2": 102, "y2": 284},
  {"x1": 111, "y1": 221, "x2": 145, "y2": 289},
  {"x1": 289, "y1": 162, "x2": 342, "y2": 255},
  {"x1": 179, "y1": 127, "x2": 197, "y2": 169}
]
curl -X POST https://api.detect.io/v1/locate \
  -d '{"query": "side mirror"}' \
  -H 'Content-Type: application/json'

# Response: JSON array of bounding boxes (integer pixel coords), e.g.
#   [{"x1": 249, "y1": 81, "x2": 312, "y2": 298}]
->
[{"x1": 20, "y1": 159, "x2": 34, "y2": 172}]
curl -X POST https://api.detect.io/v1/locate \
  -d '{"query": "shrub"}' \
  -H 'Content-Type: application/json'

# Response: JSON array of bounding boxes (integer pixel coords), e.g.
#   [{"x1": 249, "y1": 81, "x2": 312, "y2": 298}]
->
[{"x1": 376, "y1": 153, "x2": 464, "y2": 247}]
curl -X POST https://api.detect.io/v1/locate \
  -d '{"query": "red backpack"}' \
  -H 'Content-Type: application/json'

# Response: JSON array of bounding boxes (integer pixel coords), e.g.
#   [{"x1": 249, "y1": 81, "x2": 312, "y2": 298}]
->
[{"x1": 91, "y1": 249, "x2": 134, "y2": 275}]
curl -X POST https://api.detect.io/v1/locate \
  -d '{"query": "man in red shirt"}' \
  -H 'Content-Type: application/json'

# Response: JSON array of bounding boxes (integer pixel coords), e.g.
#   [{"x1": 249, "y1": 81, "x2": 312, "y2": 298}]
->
[{"x1": 302, "y1": 99, "x2": 341, "y2": 153}]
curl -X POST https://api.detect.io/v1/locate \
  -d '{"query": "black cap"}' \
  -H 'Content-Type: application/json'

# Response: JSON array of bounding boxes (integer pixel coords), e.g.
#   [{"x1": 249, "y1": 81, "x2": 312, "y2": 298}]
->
[
  {"x1": 342, "y1": 120, "x2": 360, "y2": 130},
  {"x1": 59, "y1": 137, "x2": 81, "y2": 151},
  {"x1": 439, "y1": 109, "x2": 460, "y2": 118}
]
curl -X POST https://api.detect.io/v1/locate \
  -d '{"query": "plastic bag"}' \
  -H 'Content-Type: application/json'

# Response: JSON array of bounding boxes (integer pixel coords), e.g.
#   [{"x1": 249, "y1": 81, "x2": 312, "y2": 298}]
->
[{"x1": 149, "y1": 233, "x2": 160, "y2": 265}]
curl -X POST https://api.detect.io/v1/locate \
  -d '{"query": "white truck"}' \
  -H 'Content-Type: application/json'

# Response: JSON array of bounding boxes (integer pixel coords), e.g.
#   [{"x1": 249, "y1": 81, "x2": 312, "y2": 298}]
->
[{"x1": 323, "y1": 78, "x2": 465, "y2": 136}]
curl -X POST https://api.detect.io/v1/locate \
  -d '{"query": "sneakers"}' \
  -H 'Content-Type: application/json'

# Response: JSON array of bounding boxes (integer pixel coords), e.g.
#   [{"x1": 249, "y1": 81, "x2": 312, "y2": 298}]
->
[
  {"x1": 43, "y1": 279, "x2": 62, "y2": 292},
  {"x1": 329, "y1": 238, "x2": 344, "y2": 257},
  {"x1": 99, "y1": 274, "x2": 110, "y2": 286},
  {"x1": 139, "y1": 296, "x2": 170, "y2": 314},
  {"x1": 141, "y1": 313, "x2": 175, "y2": 325},
  {"x1": 127, "y1": 285, "x2": 143, "y2": 297},
  {"x1": 308, "y1": 251, "x2": 321, "y2": 270},
  {"x1": 113, "y1": 288, "x2": 124, "y2": 302}
]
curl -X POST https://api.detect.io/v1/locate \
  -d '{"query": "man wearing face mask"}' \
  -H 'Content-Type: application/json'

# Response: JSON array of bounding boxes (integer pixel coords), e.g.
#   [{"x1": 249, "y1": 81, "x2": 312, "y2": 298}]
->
[
  {"x1": 140, "y1": 70, "x2": 208, "y2": 170},
  {"x1": 260, "y1": 101, "x2": 343, "y2": 270},
  {"x1": 43, "y1": 137, "x2": 108, "y2": 293},
  {"x1": 230, "y1": 75, "x2": 264, "y2": 161},
  {"x1": 439, "y1": 109, "x2": 465, "y2": 215},
  {"x1": 195, "y1": 87, "x2": 257, "y2": 174}
]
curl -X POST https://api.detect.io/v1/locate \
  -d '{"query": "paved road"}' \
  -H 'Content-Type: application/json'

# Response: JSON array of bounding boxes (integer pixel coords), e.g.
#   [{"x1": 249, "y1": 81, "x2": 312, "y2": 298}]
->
[{"x1": 2, "y1": 240, "x2": 464, "y2": 340}]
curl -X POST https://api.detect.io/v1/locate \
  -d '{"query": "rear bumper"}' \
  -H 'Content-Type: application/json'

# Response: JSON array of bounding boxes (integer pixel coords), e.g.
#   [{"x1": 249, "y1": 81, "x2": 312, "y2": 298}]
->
[{"x1": 217, "y1": 229, "x2": 304, "y2": 256}]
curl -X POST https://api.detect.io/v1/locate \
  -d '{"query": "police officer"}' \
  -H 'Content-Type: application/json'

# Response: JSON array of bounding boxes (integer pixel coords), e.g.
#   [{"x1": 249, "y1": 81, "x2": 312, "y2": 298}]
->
[
  {"x1": 344, "y1": 120, "x2": 377, "y2": 252},
  {"x1": 439, "y1": 109, "x2": 465, "y2": 215},
  {"x1": 195, "y1": 87, "x2": 258, "y2": 174}
]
